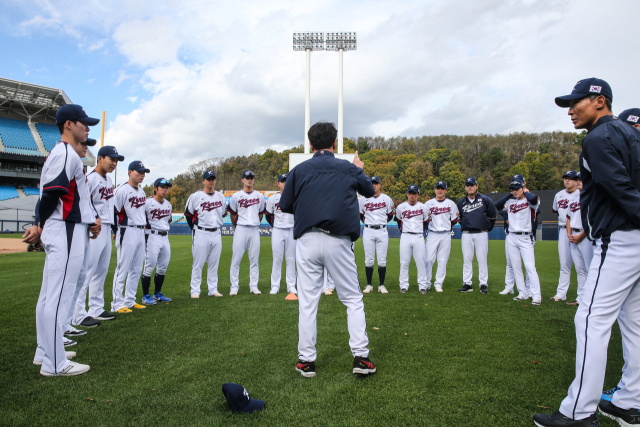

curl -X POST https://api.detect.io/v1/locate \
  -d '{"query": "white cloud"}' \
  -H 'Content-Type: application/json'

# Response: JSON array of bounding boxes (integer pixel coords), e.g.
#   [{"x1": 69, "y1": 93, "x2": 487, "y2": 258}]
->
[
  {"x1": 126, "y1": 96, "x2": 138, "y2": 103},
  {"x1": 113, "y1": 16, "x2": 182, "y2": 67}
]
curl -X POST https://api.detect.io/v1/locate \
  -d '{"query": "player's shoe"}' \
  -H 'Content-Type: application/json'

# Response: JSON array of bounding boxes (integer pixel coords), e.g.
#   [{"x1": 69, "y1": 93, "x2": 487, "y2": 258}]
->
[
  {"x1": 363, "y1": 285, "x2": 373, "y2": 293},
  {"x1": 480, "y1": 285, "x2": 489, "y2": 294},
  {"x1": 153, "y1": 292, "x2": 172, "y2": 302},
  {"x1": 117, "y1": 307, "x2": 132, "y2": 313},
  {"x1": 130, "y1": 303, "x2": 146, "y2": 309},
  {"x1": 353, "y1": 356, "x2": 376, "y2": 375},
  {"x1": 435, "y1": 286, "x2": 443, "y2": 293},
  {"x1": 40, "y1": 361, "x2": 90, "y2": 377},
  {"x1": 229, "y1": 291, "x2": 237, "y2": 296},
  {"x1": 598, "y1": 399, "x2": 640, "y2": 425},
  {"x1": 64, "y1": 326, "x2": 86, "y2": 337},
  {"x1": 209, "y1": 292, "x2": 223, "y2": 297},
  {"x1": 601, "y1": 386, "x2": 621, "y2": 402},
  {"x1": 513, "y1": 295, "x2": 527, "y2": 301},
  {"x1": 96, "y1": 311, "x2": 117, "y2": 321},
  {"x1": 533, "y1": 411, "x2": 599, "y2": 427},
  {"x1": 192, "y1": 294, "x2": 200, "y2": 298},
  {"x1": 287, "y1": 288, "x2": 297, "y2": 295},
  {"x1": 295, "y1": 360, "x2": 316, "y2": 377},
  {"x1": 33, "y1": 351, "x2": 77, "y2": 365},
  {"x1": 459, "y1": 285, "x2": 473, "y2": 292},
  {"x1": 399, "y1": 288, "x2": 407, "y2": 294},
  {"x1": 251, "y1": 288, "x2": 262, "y2": 295},
  {"x1": 532, "y1": 300, "x2": 541, "y2": 306},
  {"x1": 78, "y1": 317, "x2": 100, "y2": 328},
  {"x1": 499, "y1": 288, "x2": 514, "y2": 295},
  {"x1": 63, "y1": 338, "x2": 77, "y2": 347},
  {"x1": 142, "y1": 294, "x2": 157, "y2": 305},
  {"x1": 378, "y1": 285, "x2": 389, "y2": 294},
  {"x1": 269, "y1": 288, "x2": 279, "y2": 295},
  {"x1": 419, "y1": 288, "x2": 427, "y2": 294},
  {"x1": 566, "y1": 300, "x2": 580, "y2": 306},
  {"x1": 549, "y1": 296, "x2": 565, "y2": 302},
  {"x1": 324, "y1": 288, "x2": 334, "y2": 296}
]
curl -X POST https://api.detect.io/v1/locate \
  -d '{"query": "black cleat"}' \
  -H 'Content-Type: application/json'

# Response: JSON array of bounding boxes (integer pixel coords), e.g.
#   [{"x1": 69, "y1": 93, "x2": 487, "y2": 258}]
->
[
  {"x1": 459, "y1": 284, "x2": 473, "y2": 293},
  {"x1": 599, "y1": 398, "x2": 640, "y2": 425},
  {"x1": 95, "y1": 311, "x2": 117, "y2": 321},
  {"x1": 78, "y1": 317, "x2": 100, "y2": 328},
  {"x1": 295, "y1": 360, "x2": 316, "y2": 377},
  {"x1": 399, "y1": 288, "x2": 408, "y2": 293},
  {"x1": 419, "y1": 289, "x2": 427, "y2": 294},
  {"x1": 533, "y1": 411, "x2": 600, "y2": 426},
  {"x1": 353, "y1": 356, "x2": 376, "y2": 375},
  {"x1": 480, "y1": 285, "x2": 489, "y2": 294}
]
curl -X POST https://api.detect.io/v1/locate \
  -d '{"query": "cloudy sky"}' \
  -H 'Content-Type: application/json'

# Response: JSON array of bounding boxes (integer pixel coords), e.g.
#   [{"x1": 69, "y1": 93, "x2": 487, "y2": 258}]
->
[{"x1": 1, "y1": 0, "x2": 638, "y2": 183}]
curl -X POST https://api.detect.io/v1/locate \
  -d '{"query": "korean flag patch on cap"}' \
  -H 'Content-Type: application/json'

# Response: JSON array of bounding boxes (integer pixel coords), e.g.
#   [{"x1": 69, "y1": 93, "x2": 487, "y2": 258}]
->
[
  {"x1": 589, "y1": 85, "x2": 602, "y2": 93},
  {"x1": 628, "y1": 115, "x2": 640, "y2": 123}
]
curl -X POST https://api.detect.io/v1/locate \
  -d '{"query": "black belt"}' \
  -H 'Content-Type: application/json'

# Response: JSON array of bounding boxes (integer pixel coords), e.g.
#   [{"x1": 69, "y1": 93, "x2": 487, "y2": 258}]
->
[
  {"x1": 149, "y1": 230, "x2": 168, "y2": 236},
  {"x1": 512, "y1": 232, "x2": 532, "y2": 235},
  {"x1": 403, "y1": 231, "x2": 422, "y2": 235},
  {"x1": 572, "y1": 228, "x2": 583, "y2": 233},
  {"x1": 120, "y1": 225, "x2": 145, "y2": 229},
  {"x1": 196, "y1": 226, "x2": 218, "y2": 232},
  {"x1": 365, "y1": 224, "x2": 386, "y2": 230},
  {"x1": 429, "y1": 230, "x2": 450, "y2": 234},
  {"x1": 462, "y1": 230, "x2": 487, "y2": 234},
  {"x1": 559, "y1": 225, "x2": 567, "y2": 229}
]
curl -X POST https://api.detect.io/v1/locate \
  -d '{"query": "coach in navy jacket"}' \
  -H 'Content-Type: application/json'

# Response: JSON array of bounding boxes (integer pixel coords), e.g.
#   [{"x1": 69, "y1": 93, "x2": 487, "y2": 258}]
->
[{"x1": 456, "y1": 179, "x2": 497, "y2": 232}]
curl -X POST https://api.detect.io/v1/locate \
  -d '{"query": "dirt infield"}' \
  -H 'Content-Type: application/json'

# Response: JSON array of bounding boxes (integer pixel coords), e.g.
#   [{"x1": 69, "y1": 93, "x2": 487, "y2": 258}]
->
[{"x1": 0, "y1": 238, "x2": 28, "y2": 254}]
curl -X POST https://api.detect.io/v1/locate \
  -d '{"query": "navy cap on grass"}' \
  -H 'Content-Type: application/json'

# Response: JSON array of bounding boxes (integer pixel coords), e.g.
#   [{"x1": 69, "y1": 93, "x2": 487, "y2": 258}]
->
[
  {"x1": 465, "y1": 177, "x2": 477, "y2": 186},
  {"x1": 435, "y1": 180, "x2": 447, "y2": 189},
  {"x1": 371, "y1": 176, "x2": 381, "y2": 184},
  {"x1": 97, "y1": 146, "x2": 124, "y2": 161},
  {"x1": 555, "y1": 78, "x2": 612, "y2": 108},
  {"x1": 129, "y1": 161, "x2": 150, "y2": 173},
  {"x1": 242, "y1": 170, "x2": 255, "y2": 179},
  {"x1": 278, "y1": 173, "x2": 287, "y2": 182},
  {"x1": 154, "y1": 178, "x2": 172, "y2": 187},
  {"x1": 222, "y1": 383, "x2": 265, "y2": 414},
  {"x1": 562, "y1": 170, "x2": 579, "y2": 179},
  {"x1": 55, "y1": 104, "x2": 100, "y2": 126},
  {"x1": 406, "y1": 185, "x2": 419, "y2": 194},
  {"x1": 202, "y1": 170, "x2": 216, "y2": 180},
  {"x1": 618, "y1": 108, "x2": 640, "y2": 126}
]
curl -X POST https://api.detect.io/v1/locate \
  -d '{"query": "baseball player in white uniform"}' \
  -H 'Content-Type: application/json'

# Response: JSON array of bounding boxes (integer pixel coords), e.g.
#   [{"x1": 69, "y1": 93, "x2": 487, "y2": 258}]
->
[
  {"x1": 395, "y1": 185, "x2": 430, "y2": 293},
  {"x1": 424, "y1": 181, "x2": 460, "y2": 292},
  {"x1": 550, "y1": 170, "x2": 579, "y2": 302},
  {"x1": 228, "y1": 170, "x2": 265, "y2": 295},
  {"x1": 71, "y1": 146, "x2": 123, "y2": 329},
  {"x1": 31, "y1": 104, "x2": 101, "y2": 376},
  {"x1": 140, "y1": 178, "x2": 173, "y2": 305},
  {"x1": 565, "y1": 174, "x2": 593, "y2": 307},
  {"x1": 111, "y1": 161, "x2": 150, "y2": 313},
  {"x1": 184, "y1": 170, "x2": 227, "y2": 298},
  {"x1": 265, "y1": 174, "x2": 296, "y2": 295},
  {"x1": 359, "y1": 176, "x2": 394, "y2": 294},
  {"x1": 495, "y1": 177, "x2": 542, "y2": 305}
]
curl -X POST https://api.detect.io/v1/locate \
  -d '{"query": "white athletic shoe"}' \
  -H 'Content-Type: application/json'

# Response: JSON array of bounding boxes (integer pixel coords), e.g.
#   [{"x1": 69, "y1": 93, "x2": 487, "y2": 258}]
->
[
  {"x1": 378, "y1": 285, "x2": 389, "y2": 294},
  {"x1": 63, "y1": 338, "x2": 77, "y2": 347},
  {"x1": 208, "y1": 292, "x2": 223, "y2": 297},
  {"x1": 40, "y1": 361, "x2": 90, "y2": 377},
  {"x1": 33, "y1": 351, "x2": 76, "y2": 366},
  {"x1": 64, "y1": 326, "x2": 86, "y2": 337},
  {"x1": 435, "y1": 286, "x2": 443, "y2": 293},
  {"x1": 499, "y1": 288, "x2": 514, "y2": 295},
  {"x1": 251, "y1": 289, "x2": 262, "y2": 295},
  {"x1": 229, "y1": 290, "x2": 238, "y2": 296},
  {"x1": 363, "y1": 285, "x2": 373, "y2": 294},
  {"x1": 191, "y1": 294, "x2": 200, "y2": 299},
  {"x1": 269, "y1": 288, "x2": 279, "y2": 295},
  {"x1": 324, "y1": 288, "x2": 334, "y2": 296},
  {"x1": 287, "y1": 289, "x2": 298, "y2": 295},
  {"x1": 549, "y1": 295, "x2": 564, "y2": 302},
  {"x1": 513, "y1": 295, "x2": 527, "y2": 301}
]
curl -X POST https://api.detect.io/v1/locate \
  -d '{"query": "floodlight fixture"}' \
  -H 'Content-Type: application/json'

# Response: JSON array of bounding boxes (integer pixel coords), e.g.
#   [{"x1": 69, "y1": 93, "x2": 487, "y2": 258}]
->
[
  {"x1": 293, "y1": 32, "x2": 325, "y2": 51},
  {"x1": 325, "y1": 32, "x2": 357, "y2": 51}
]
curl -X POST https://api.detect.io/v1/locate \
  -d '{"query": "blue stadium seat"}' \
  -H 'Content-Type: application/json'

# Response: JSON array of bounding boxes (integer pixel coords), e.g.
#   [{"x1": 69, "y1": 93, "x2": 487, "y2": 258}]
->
[
  {"x1": 0, "y1": 117, "x2": 39, "y2": 151},
  {"x1": 22, "y1": 187, "x2": 40, "y2": 196},
  {"x1": 34, "y1": 122, "x2": 60, "y2": 152},
  {"x1": 0, "y1": 186, "x2": 20, "y2": 201}
]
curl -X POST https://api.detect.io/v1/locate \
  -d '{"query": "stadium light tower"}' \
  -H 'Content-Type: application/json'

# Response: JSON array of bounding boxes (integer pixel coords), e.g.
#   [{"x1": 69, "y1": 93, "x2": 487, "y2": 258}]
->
[
  {"x1": 326, "y1": 32, "x2": 356, "y2": 154},
  {"x1": 293, "y1": 32, "x2": 324, "y2": 154}
]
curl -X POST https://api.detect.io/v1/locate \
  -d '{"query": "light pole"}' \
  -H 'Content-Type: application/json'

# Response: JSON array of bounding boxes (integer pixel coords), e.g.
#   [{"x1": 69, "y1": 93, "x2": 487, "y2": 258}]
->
[
  {"x1": 293, "y1": 32, "x2": 324, "y2": 154},
  {"x1": 326, "y1": 32, "x2": 357, "y2": 154}
]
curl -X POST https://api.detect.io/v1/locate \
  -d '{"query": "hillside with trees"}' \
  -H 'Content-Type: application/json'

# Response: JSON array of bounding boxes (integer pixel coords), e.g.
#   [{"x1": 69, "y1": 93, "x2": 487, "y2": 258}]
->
[{"x1": 146, "y1": 130, "x2": 585, "y2": 211}]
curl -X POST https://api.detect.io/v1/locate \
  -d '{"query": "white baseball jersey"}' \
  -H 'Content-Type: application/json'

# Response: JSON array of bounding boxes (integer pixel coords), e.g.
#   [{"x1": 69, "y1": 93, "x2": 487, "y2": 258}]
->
[
  {"x1": 266, "y1": 192, "x2": 294, "y2": 228},
  {"x1": 566, "y1": 191, "x2": 584, "y2": 230},
  {"x1": 87, "y1": 170, "x2": 114, "y2": 224},
  {"x1": 113, "y1": 183, "x2": 147, "y2": 226},
  {"x1": 40, "y1": 142, "x2": 97, "y2": 224},
  {"x1": 145, "y1": 197, "x2": 172, "y2": 231},
  {"x1": 359, "y1": 193, "x2": 394, "y2": 225},
  {"x1": 228, "y1": 190, "x2": 265, "y2": 226},
  {"x1": 424, "y1": 198, "x2": 459, "y2": 232},
  {"x1": 395, "y1": 202, "x2": 429, "y2": 233},
  {"x1": 184, "y1": 190, "x2": 226, "y2": 228},
  {"x1": 553, "y1": 189, "x2": 578, "y2": 226},
  {"x1": 503, "y1": 195, "x2": 540, "y2": 233}
]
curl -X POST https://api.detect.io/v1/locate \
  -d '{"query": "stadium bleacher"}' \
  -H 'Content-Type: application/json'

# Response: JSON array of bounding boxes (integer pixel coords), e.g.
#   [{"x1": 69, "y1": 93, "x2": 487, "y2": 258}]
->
[
  {"x1": 22, "y1": 187, "x2": 39, "y2": 196},
  {"x1": 0, "y1": 117, "x2": 39, "y2": 151},
  {"x1": 34, "y1": 122, "x2": 60, "y2": 152},
  {"x1": 0, "y1": 186, "x2": 20, "y2": 201}
]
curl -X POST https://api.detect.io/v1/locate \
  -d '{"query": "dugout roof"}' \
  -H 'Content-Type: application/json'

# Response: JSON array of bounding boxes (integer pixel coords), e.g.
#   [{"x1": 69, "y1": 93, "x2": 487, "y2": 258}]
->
[{"x1": 0, "y1": 77, "x2": 71, "y2": 124}]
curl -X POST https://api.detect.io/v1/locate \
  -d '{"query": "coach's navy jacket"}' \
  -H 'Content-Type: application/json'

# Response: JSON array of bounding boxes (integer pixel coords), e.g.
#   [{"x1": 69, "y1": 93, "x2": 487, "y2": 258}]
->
[
  {"x1": 279, "y1": 150, "x2": 374, "y2": 242},
  {"x1": 456, "y1": 193, "x2": 497, "y2": 232},
  {"x1": 580, "y1": 115, "x2": 640, "y2": 240}
]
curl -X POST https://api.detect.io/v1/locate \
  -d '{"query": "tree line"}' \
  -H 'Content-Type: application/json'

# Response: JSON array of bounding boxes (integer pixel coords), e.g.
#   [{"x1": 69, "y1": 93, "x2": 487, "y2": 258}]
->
[{"x1": 145, "y1": 131, "x2": 585, "y2": 211}]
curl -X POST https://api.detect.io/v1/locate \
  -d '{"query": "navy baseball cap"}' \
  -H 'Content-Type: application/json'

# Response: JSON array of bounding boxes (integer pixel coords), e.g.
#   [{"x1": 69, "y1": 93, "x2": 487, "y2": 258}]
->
[
  {"x1": 563, "y1": 170, "x2": 579, "y2": 179},
  {"x1": 618, "y1": 108, "x2": 640, "y2": 126},
  {"x1": 55, "y1": 104, "x2": 100, "y2": 126},
  {"x1": 371, "y1": 176, "x2": 381, "y2": 184},
  {"x1": 278, "y1": 173, "x2": 287, "y2": 182},
  {"x1": 555, "y1": 78, "x2": 613, "y2": 108},
  {"x1": 202, "y1": 170, "x2": 216, "y2": 180},
  {"x1": 97, "y1": 145, "x2": 125, "y2": 161},
  {"x1": 406, "y1": 185, "x2": 419, "y2": 194},
  {"x1": 509, "y1": 179, "x2": 524, "y2": 190},
  {"x1": 128, "y1": 161, "x2": 150, "y2": 173},
  {"x1": 465, "y1": 177, "x2": 477, "y2": 186},
  {"x1": 511, "y1": 174, "x2": 525, "y2": 182},
  {"x1": 435, "y1": 180, "x2": 447, "y2": 189},
  {"x1": 82, "y1": 138, "x2": 97, "y2": 147},
  {"x1": 222, "y1": 383, "x2": 265, "y2": 414},
  {"x1": 576, "y1": 171, "x2": 582, "y2": 179},
  {"x1": 154, "y1": 178, "x2": 172, "y2": 187},
  {"x1": 242, "y1": 170, "x2": 255, "y2": 179}
]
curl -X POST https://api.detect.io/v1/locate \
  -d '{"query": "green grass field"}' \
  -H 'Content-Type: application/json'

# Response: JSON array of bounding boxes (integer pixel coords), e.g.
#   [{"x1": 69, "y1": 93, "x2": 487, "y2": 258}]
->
[{"x1": 0, "y1": 236, "x2": 623, "y2": 426}]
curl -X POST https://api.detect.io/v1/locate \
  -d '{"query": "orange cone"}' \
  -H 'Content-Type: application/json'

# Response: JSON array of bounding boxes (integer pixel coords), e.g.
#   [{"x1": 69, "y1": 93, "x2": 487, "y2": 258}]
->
[{"x1": 285, "y1": 293, "x2": 298, "y2": 301}]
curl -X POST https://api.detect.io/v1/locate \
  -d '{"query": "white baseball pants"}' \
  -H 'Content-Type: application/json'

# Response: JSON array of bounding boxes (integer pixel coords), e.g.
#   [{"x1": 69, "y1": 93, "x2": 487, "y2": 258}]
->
[
  {"x1": 190, "y1": 228, "x2": 222, "y2": 296},
  {"x1": 271, "y1": 227, "x2": 296, "y2": 292},
  {"x1": 424, "y1": 231, "x2": 452, "y2": 289},
  {"x1": 143, "y1": 234, "x2": 171, "y2": 277},
  {"x1": 461, "y1": 231, "x2": 489, "y2": 287},
  {"x1": 506, "y1": 233, "x2": 541, "y2": 300},
  {"x1": 34, "y1": 220, "x2": 89, "y2": 374},
  {"x1": 230, "y1": 225, "x2": 260, "y2": 293},
  {"x1": 111, "y1": 227, "x2": 145, "y2": 311},
  {"x1": 323, "y1": 270, "x2": 334, "y2": 291},
  {"x1": 399, "y1": 233, "x2": 427, "y2": 291},
  {"x1": 363, "y1": 227, "x2": 389, "y2": 267},
  {"x1": 504, "y1": 235, "x2": 534, "y2": 295},
  {"x1": 560, "y1": 230, "x2": 640, "y2": 419},
  {"x1": 296, "y1": 231, "x2": 369, "y2": 362},
  {"x1": 569, "y1": 237, "x2": 594, "y2": 304},
  {"x1": 555, "y1": 227, "x2": 574, "y2": 299}
]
